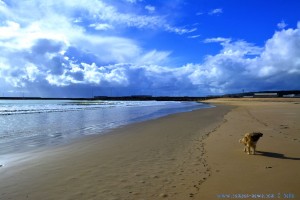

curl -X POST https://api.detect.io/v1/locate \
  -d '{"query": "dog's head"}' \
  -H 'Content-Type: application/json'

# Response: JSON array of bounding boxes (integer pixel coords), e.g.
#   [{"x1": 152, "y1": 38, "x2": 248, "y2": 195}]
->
[{"x1": 250, "y1": 132, "x2": 263, "y2": 142}]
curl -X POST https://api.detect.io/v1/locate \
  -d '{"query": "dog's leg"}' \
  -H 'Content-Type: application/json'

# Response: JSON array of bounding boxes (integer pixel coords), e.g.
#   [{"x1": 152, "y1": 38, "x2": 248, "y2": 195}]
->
[
  {"x1": 246, "y1": 145, "x2": 250, "y2": 155},
  {"x1": 253, "y1": 145, "x2": 256, "y2": 155}
]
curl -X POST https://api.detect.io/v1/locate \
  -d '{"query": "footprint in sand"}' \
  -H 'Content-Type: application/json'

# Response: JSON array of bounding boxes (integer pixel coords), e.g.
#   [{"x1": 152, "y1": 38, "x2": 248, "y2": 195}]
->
[
  {"x1": 159, "y1": 193, "x2": 168, "y2": 198},
  {"x1": 151, "y1": 175, "x2": 160, "y2": 179},
  {"x1": 280, "y1": 125, "x2": 289, "y2": 129}
]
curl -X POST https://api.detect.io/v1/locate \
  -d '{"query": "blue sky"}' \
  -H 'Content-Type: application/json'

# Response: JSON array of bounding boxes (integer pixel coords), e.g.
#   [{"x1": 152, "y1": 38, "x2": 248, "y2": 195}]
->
[{"x1": 0, "y1": 0, "x2": 300, "y2": 97}]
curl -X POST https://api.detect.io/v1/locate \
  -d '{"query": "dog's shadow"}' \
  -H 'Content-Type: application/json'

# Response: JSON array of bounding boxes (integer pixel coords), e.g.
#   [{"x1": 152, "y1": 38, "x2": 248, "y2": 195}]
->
[{"x1": 256, "y1": 151, "x2": 300, "y2": 160}]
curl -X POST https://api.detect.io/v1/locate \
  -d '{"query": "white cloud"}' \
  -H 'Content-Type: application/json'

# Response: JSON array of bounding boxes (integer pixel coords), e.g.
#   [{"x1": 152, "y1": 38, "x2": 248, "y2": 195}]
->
[
  {"x1": 277, "y1": 20, "x2": 288, "y2": 29},
  {"x1": 89, "y1": 23, "x2": 114, "y2": 31},
  {"x1": 164, "y1": 25, "x2": 197, "y2": 35},
  {"x1": 25, "y1": 63, "x2": 40, "y2": 82},
  {"x1": 204, "y1": 37, "x2": 263, "y2": 57},
  {"x1": 188, "y1": 35, "x2": 201, "y2": 39},
  {"x1": 257, "y1": 24, "x2": 300, "y2": 77},
  {"x1": 196, "y1": 8, "x2": 223, "y2": 17},
  {"x1": 198, "y1": 24, "x2": 300, "y2": 91},
  {"x1": 0, "y1": 0, "x2": 299, "y2": 96},
  {"x1": 145, "y1": 5, "x2": 155, "y2": 13},
  {"x1": 0, "y1": 21, "x2": 20, "y2": 39},
  {"x1": 39, "y1": 23, "x2": 300, "y2": 94},
  {"x1": 46, "y1": 74, "x2": 71, "y2": 87},
  {"x1": 124, "y1": 0, "x2": 142, "y2": 3},
  {"x1": 135, "y1": 50, "x2": 171, "y2": 65},
  {"x1": 0, "y1": 0, "x2": 176, "y2": 69},
  {"x1": 53, "y1": 0, "x2": 189, "y2": 34},
  {"x1": 2, "y1": 23, "x2": 300, "y2": 95},
  {"x1": 72, "y1": 35, "x2": 142, "y2": 63},
  {"x1": 80, "y1": 63, "x2": 103, "y2": 85},
  {"x1": 204, "y1": 37, "x2": 231, "y2": 44},
  {"x1": 0, "y1": 0, "x2": 184, "y2": 46},
  {"x1": 209, "y1": 8, "x2": 223, "y2": 15}
]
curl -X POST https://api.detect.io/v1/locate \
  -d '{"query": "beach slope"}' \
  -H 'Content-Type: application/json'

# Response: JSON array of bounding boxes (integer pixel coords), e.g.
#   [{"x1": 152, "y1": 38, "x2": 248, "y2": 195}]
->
[{"x1": 0, "y1": 105, "x2": 231, "y2": 200}]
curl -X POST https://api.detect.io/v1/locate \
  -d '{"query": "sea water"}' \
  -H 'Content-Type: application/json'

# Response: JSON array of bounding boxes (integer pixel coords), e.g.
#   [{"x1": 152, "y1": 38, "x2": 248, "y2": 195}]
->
[{"x1": 0, "y1": 100, "x2": 212, "y2": 155}]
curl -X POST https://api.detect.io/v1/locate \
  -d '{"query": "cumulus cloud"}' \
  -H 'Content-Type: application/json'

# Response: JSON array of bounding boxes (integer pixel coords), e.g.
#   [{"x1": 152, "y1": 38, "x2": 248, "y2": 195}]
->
[
  {"x1": 197, "y1": 23, "x2": 300, "y2": 92},
  {"x1": 0, "y1": 0, "x2": 195, "y2": 61},
  {"x1": 258, "y1": 23, "x2": 300, "y2": 78},
  {"x1": 6, "y1": 20, "x2": 300, "y2": 95},
  {"x1": 0, "y1": 0, "x2": 299, "y2": 97},
  {"x1": 2, "y1": 22, "x2": 300, "y2": 96}
]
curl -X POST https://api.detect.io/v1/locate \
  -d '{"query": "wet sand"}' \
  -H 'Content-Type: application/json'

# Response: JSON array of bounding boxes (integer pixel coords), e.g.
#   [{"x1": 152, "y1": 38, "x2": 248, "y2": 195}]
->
[{"x1": 0, "y1": 105, "x2": 231, "y2": 200}]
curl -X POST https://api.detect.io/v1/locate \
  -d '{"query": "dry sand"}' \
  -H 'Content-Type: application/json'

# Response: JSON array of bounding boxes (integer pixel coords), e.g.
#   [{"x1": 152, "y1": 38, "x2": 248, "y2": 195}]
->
[
  {"x1": 199, "y1": 98, "x2": 300, "y2": 199},
  {"x1": 0, "y1": 98, "x2": 299, "y2": 200}
]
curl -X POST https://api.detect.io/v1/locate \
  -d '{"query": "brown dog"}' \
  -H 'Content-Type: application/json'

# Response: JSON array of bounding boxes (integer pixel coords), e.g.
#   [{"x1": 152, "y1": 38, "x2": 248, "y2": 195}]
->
[{"x1": 239, "y1": 132, "x2": 263, "y2": 155}]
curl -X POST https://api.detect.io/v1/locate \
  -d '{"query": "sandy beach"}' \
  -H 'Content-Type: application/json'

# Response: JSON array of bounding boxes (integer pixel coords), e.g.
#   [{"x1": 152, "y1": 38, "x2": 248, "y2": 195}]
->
[
  {"x1": 199, "y1": 98, "x2": 300, "y2": 199},
  {"x1": 0, "y1": 104, "x2": 231, "y2": 200},
  {"x1": 1, "y1": 98, "x2": 299, "y2": 200}
]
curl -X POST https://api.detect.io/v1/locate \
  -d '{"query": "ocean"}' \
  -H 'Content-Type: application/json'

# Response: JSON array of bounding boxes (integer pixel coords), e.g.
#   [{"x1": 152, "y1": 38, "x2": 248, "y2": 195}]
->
[{"x1": 0, "y1": 100, "x2": 212, "y2": 156}]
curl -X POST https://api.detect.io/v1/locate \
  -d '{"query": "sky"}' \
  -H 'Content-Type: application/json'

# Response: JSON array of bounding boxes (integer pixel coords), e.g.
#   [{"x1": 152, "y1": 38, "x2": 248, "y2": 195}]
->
[{"x1": 0, "y1": 0, "x2": 300, "y2": 97}]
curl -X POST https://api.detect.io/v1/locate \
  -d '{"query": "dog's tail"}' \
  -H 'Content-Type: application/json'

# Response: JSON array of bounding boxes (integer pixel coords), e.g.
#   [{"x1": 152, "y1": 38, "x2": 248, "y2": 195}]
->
[{"x1": 239, "y1": 139, "x2": 242, "y2": 143}]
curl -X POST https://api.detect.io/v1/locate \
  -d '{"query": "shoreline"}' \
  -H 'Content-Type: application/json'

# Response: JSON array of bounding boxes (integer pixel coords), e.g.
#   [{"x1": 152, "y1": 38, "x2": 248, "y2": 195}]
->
[
  {"x1": 1, "y1": 104, "x2": 207, "y2": 165},
  {"x1": 0, "y1": 101, "x2": 209, "y2": 156},
  {"x1": 0, "y1": 104, "x2": 232, "y2": 200},
  {"x1": 1, "y1": 98, "x2": 299, "y2": 199}
]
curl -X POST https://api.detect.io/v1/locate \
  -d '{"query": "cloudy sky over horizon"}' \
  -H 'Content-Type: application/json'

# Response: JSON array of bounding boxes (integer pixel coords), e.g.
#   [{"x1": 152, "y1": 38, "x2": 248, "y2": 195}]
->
[{"x1": 0, "y1": 0, "x2": 300, "y2": 97}]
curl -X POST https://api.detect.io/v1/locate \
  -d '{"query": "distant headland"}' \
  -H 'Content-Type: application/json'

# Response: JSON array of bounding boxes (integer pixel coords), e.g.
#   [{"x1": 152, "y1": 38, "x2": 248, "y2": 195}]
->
[{"x1": 0, "y1": 90, "x2": 299, "y2": 101}]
